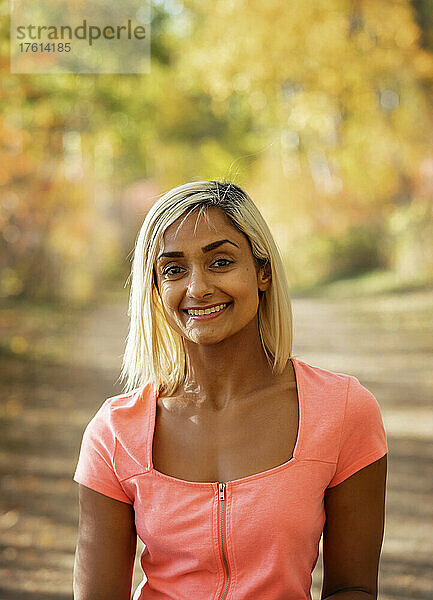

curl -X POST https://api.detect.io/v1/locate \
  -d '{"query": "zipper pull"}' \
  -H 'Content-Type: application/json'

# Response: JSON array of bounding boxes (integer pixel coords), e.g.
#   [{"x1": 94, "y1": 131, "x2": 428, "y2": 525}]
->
[{"x1": 218, "y1": 482, "x2": 226, "y2": 501}]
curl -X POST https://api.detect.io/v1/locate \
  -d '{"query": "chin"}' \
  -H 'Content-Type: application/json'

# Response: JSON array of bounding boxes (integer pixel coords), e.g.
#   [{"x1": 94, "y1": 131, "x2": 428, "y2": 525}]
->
[{"x1": 186, "y1": 333, "x2": 227, "y2": 345}]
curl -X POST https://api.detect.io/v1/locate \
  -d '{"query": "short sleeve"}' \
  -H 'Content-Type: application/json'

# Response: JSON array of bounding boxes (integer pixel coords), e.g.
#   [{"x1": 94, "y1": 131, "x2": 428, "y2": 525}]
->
[
  {"x1": 327, "y1": 376, "x2": 388, "y2": 488},
  {"x1": 73, "y1": 399, "x2": 133, "y2": 504}
]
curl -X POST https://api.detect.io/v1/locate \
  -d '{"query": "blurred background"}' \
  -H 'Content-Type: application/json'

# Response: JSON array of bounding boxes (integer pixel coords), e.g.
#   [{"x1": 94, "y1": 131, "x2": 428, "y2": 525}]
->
[{"x1": 0, "y1": 1, "x2": 432, "y2": 598}]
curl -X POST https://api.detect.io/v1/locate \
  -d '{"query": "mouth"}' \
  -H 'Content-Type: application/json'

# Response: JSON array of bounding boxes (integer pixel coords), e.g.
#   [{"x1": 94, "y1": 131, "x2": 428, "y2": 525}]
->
[{"x1": 183, "y1": 302, "x2": 232, "y2": 320}]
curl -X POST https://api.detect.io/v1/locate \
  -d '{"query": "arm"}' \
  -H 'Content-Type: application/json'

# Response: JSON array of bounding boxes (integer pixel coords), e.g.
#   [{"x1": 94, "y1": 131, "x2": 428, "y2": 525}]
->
[
  {"x1": 321, "y1": 454, "x2": 387, "y2": 600},
  {"x1": 74, "y1": 484, "x2": 137, "y2": 600}
]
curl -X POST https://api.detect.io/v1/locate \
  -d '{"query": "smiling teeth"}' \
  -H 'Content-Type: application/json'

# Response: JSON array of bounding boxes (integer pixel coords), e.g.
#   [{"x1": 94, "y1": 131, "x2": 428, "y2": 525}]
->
[{"x1": 186, "y1": 303, "x2": 228, "y2": 316}]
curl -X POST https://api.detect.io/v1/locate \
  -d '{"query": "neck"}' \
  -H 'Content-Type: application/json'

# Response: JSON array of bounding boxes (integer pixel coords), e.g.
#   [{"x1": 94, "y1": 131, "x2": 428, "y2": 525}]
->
[{"x1": 181, "y1": 316, "x2": 279, "y2": 410}]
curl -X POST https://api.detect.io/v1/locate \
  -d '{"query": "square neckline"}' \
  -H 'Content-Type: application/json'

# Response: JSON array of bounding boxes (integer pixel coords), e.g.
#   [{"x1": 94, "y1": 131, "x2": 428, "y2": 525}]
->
[{"x1": 147, "y1": 357, "x2": 304, "y2": 487}]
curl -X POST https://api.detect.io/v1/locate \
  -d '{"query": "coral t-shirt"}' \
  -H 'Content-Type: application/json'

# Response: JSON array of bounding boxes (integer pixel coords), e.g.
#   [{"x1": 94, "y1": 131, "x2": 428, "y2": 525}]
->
[{"x1": 73, "y1": 357, "x2": 388, "y2": 600}]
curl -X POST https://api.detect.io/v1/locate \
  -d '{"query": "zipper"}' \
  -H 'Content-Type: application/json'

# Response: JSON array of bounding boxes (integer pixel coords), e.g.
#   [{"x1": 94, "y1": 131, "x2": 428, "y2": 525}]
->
[{"x1": 218, "y1": 482, "x2": 230, "y2": 599}]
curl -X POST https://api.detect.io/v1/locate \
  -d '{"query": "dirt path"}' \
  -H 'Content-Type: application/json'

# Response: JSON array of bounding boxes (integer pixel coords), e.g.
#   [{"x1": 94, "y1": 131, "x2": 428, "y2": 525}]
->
[{"x1": 0, "y1": 290, "x2": 432, "y2": 599}]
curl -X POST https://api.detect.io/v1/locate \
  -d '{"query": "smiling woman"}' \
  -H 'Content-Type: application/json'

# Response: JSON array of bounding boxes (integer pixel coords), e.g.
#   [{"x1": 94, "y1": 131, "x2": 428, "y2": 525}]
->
[
  {"x1": 73, "y1": 180, "x2": 388, "y2": 600},
  {"x1": 122, "y1": 180, "x2": 293, "y2": 397}
]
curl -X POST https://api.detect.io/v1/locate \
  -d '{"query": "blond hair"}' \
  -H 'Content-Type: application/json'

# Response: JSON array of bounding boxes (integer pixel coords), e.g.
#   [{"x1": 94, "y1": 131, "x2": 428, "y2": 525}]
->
[{"x1": 120, "y1": 180, "x2": 293, "y2": 395}]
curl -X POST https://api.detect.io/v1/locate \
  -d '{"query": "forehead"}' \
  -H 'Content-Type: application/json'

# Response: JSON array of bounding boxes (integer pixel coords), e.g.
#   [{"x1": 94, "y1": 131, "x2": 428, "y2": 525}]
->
[{"x1": 160, "y1": 206, "x2": 245, "y2": 248}]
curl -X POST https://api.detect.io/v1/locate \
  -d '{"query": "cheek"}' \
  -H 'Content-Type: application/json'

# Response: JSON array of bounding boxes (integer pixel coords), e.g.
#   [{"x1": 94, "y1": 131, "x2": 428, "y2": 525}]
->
[
  {"x1": 224, "y1": 274, "x2": 260, "y2": 318},
  {"x1": 232, "y1": 268, "x2": 259, "y2": 300},
  {"x1": 159, "y1": 285, "x2": 185, "y2": 332},
  {"x1": 159, "y1": 282, "x2": 181, "y2": 310}
]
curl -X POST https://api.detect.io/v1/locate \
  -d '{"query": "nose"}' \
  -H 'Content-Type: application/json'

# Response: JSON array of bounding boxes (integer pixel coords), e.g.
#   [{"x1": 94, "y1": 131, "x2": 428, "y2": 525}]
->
[{"x1": 186, "y1": 266, "x2": 213, "y2": 299}]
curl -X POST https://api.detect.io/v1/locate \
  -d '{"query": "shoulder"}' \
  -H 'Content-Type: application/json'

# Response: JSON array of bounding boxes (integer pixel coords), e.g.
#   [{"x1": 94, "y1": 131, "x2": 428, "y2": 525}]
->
[
  {"x1": 83, "y1": 384, "x2": 155, "y2": 440},
  {"x1": 97, "y1": 383, "x2": 154, "y2": 417},
  {"x1": 79, "y1": 384, "x2": 156, "y2": 478},
  {"x1": 293, "y1": 357, "x2": 351, "y2": 403},
  {"x1": 294, "y1": 357, "x2": 350, "y2": 384},
  {"x1": 294, "y1": 357, "x2": 381, "y2": 417},
  {"x1": 293, "y1": 359, "x2": 388, "y2": 486}
]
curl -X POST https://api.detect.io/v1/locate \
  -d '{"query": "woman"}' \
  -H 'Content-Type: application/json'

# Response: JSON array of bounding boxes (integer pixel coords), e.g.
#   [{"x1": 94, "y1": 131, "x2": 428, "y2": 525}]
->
[{"x1": 73, "y1": 180, "x2": 388, "y2": 600}]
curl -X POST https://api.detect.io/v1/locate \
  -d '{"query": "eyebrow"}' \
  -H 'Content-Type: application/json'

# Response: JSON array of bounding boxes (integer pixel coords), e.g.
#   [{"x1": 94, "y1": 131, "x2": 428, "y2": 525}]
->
[{"x1": 156, "y1": 239, "x2": 239, "y2": 261}]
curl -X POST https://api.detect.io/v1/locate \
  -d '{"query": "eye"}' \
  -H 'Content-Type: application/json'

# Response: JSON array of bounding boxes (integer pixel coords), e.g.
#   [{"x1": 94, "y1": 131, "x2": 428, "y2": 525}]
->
[
  {"x1": 162, "y1": 265, "x2": 184, "y2": 277},
  {"x1": 212, "y1": 258, "x2": 233, "y2": 268}
]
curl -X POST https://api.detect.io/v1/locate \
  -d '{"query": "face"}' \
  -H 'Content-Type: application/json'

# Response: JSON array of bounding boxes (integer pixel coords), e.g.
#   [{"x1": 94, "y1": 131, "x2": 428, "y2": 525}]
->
[{"x1": 153, "y1": 207, "x2": 271, "y2": 346}]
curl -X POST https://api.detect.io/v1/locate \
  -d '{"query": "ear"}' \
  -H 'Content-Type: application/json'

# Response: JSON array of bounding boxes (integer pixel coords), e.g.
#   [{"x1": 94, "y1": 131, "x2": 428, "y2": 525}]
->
[{"x1": 257, "y1": 261, "x2": 272, "y2": 293}]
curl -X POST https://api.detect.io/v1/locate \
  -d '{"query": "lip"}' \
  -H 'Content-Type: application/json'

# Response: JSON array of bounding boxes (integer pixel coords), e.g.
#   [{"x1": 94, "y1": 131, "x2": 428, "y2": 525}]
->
[{"x1": 183, "y1": 302, "x2": 232, "y2": 321}]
